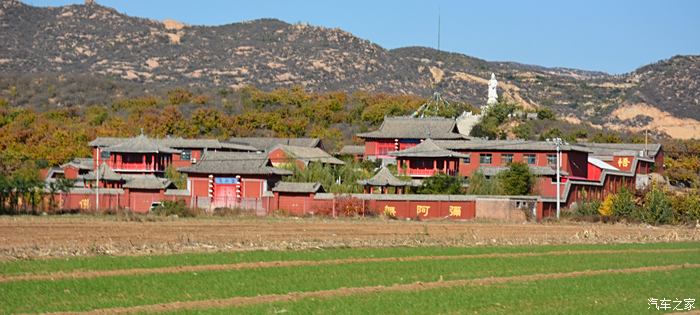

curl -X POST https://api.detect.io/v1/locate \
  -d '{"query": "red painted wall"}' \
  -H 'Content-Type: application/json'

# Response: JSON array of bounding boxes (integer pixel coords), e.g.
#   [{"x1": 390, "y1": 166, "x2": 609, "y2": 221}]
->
[
  {"x1": 189, "y1": 175, "x2": 211, "y2": 198},
  {"x1": 655, "y1": 150, "x2": 665, "y2": 174},
  {"x1": 364, "y1": 139, "x2": 419, "y2": 158},
  {"x1": 611, "y1": 156, "x2": 634, "y2": 172},
  {"x1": 275, "y1": 192, "x2": 314, "y2": 216},
  {"x1": 534, "y1": 176, "x2": 562, "y2": 199},
  {"x1": 64, "y1": 166, "x2": 80, "y2": 180},
  {"x1": 371, "y1": 199, "x2": 475, "y2": 219},
  {"x1": 269, "y1": 193, "x2": 477, "y2": 220},
  {"x1": 242, "y1": 179, "x2": 264, "y2": 198},
  {"x1": 397, "y1": 158, "x2": 459, "y2": 177},
  {"x1": 92, "y1": 147, "x2": 176, "y2": 173},
  {"x1": 563, "y1": 174, "x2": 635, "y2": 209},
  {"x1": 63, "y1": 193, "x2": 126, "y2": 211},
  {"x1": 587, "y1": 164, "x2": 603, "y2": 181},
  {"x1": 188, "y1": 174, "x2": 272, "y2": 199},
  {"x1": 127, "y1": 189, "x2": 164, "y2": 213},
  {"x1": 636, "y1": 160, "x2": 651, "y2": 175},
  {"x1": 455, "y1": 151, "x2": 562, "y2": 177},
  {"x1": 171, "y1": 152, "x2": 191, "y2": 169}
]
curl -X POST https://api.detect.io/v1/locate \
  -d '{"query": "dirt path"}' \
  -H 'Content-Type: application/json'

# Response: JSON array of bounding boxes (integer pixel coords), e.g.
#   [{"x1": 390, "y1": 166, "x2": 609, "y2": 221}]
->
[
  {"x1": 45, "y1": 263, "x2": 700, "y2": 314},
  {"x1": 3, "y1": 248, "x2": 698, "y2": 283},
  {"x1": 1, "y1": 216, "x2": 698, "y2": 260}
]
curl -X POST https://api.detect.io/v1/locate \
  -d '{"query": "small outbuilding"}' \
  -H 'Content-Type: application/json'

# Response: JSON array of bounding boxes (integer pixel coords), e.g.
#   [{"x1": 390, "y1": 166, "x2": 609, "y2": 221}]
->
[
  {"x1": 358, "y1": 167, "x2": 418, "y2": 194},
  {"x1": 271, "y1": 181, "x2": 325, "y2": 216}
]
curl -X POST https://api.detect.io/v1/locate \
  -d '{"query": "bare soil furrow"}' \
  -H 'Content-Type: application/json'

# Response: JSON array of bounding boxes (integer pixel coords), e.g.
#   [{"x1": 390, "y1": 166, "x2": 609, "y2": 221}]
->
[{"x1": 1, "y1": 216, "x2": 698, "y2": 260}]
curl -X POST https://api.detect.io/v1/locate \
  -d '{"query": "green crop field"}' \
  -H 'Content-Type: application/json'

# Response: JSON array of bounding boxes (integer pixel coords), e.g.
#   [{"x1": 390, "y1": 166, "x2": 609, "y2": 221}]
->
[{"x1": 1, "y1": 242, "x2": 698, "y2": 314}]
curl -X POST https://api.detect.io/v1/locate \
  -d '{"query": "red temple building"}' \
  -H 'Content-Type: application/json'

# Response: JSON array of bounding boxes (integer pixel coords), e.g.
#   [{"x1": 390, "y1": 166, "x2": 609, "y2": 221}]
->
[
  {"x1": 356, "y1": 116, "x2": 464, "y2": 162},
  {"x1": 179, "y1": 151, "x2": 291, "y2": 209},
  {"x1": 267, "y1": 145, "x2": 345, "y2": 169},
  {"x1": 43, "y1": 124, "x2": 664, "y2": 221},
  {"x1": 390, "y1": 139, "x2": 468, "y2": 178},
  {"x1": 355, "y1": 115, "x2": 665, "y2": 218}
]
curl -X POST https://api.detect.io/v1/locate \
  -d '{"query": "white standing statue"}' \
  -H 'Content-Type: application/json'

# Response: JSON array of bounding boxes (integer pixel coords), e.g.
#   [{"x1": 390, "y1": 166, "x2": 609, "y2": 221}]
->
[{"x1": 487, "y1": 72, "x2": 498, "y2": 106}]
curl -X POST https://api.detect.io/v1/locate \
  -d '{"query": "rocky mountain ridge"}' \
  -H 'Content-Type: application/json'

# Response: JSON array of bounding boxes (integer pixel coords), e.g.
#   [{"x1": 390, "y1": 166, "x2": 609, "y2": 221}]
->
[{"x1": 1, "y1": 0, "x2": 699, "y2": 138}]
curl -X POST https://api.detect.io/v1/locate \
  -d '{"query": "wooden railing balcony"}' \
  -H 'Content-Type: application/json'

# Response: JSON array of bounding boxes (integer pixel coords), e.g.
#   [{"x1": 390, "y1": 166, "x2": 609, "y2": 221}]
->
[
  {"x1": 402, "y1": 169, "x2": 458, "y2": 177},
  {"x1": 109, "y1": 162, "x2": 160, "y2": 172}
]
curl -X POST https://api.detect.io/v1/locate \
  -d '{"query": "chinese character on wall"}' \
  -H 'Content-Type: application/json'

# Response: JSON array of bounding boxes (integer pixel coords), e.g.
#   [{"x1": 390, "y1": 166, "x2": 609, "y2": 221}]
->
[
  {"x1": 384, "y1": 205, "x2": 396, "y2": 217},
  {"x1": 449, "y1": 206, "x2": 461, "y2": 217},
  {"x1": 416, "y1": 205, "x2": 430, "y2": 217},
  {"x1": 79, "y1": 198, "x2": 90, "y2": 210},
  {"x1": 617, "y1": 157, "x2": 630, "y2": 168}
]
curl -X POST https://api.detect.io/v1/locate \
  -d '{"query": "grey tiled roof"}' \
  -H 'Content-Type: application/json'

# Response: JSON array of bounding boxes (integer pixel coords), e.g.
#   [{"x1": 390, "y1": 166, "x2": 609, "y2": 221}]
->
[
  {"x1": 122, "y1": 175, "x2": 174, "y2": 190},
  {"x1": 44, "y1": 167, "x2": 63, "y2": 181},
  {"x1": 159, "y1": 137, "x2": 221, "y2": 149},
  {"x1": 90, "y1": 136, "x2": 257, "y2": 151},
  {"x1": 218, "y1": 142, "x2": 260, "y2": 151},
  {"x1": 358, "y1": 167, "x2": 417, "y2": 187},
  {"x1": 179, "y1": 152, "x2": 292, "y2": 176},
  {"x1": 338, "y1": 145, "x2": 365, "y2": 155},
  {"x1": 434, "y1": 140, "x2": 592, "y2": 153},
  {"x1": 60, "y1": 158, "x2": 94, "y2": 170},
  {"x1": 356, "y1": 116, "x2": 464, "y2": 140},
  {"x1": 227, "y1": 137, "x2": 321, "y2": 151},
  {"x1": 103, "y1": 135, "x2": 181, "y2": 154},
  {"x1": 274, "y1": 145, "x2": 345, "y2": 165},
  {"x1": 160, "y1": 137, "x2": 257, "y2": 151},
  {"x1": 83, "y1": 164, "x2": 123, "y2": 181},
  {"x1": 69, "y1": 187, "x2": 124, "y2": 195},
  {"x1": 164, "y1": 189, "x2": 190, "y2": 196},
  {"x1": 88, "y1": 137, "x2": 126, "y2": 147},
  {"x1": 477, "y1": 165, "x2": 569, "y2": 177},
  {"x1": 272, "y1": 182, "x2": 324, "y2": 193},
  {"x1": 389, "y1": 139, "x2": 469, "y2": 158},
  {"x1": 577, "y1": 143, "x2": 662, "y2": 157}
]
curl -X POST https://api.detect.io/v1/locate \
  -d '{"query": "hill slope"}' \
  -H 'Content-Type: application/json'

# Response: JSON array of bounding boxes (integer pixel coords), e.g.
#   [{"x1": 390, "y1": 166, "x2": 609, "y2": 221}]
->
[{"x1": 1, "y1": 0, "x2": 699, "y2": 138}]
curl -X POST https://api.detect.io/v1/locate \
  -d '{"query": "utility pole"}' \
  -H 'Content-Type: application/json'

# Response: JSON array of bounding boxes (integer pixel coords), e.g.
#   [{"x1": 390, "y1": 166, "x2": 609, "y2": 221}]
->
[
  {"x1": 95, "y1": 147, "x2": 100, "y2": 212},
  {"x1": 437, "y1": 10, "x2": 441, "y2": 54},
  {"x1": 645, "y1": 129, "x2": 649, "y2": 157},
  {"x1": 549, "y1": 138, "x2": 564, "y2": 219}
]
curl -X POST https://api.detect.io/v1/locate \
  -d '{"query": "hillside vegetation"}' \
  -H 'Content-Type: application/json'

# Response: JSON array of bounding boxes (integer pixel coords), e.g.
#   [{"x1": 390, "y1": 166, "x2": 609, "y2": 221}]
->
[{"x1": 1, "y1": 1, "x2": 699, "y2": 138}]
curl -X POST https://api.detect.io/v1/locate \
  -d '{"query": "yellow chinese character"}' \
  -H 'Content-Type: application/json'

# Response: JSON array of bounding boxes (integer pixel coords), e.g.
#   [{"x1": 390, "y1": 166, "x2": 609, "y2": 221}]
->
[
  {"x1": 79, "y1": 198, "x2": 90, "y2": 210},
  {"x1": 617, "y1": 157, "x2": 630, "y2": 168},
  {"x1": 449, "y1": 206, "x2": 462, "y2": 217},
  {"x1": 416, "y1": 205, "x2": 430, "y2": 217},
  {"x1": 384, "y1": 205, "x2": 396, "y2": 217}
]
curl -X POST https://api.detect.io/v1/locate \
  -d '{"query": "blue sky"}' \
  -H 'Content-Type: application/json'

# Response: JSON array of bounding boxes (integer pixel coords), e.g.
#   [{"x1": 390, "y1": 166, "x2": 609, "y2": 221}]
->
[{"x1": 25, "y1": 0, "x2": 700, "y2": 74}]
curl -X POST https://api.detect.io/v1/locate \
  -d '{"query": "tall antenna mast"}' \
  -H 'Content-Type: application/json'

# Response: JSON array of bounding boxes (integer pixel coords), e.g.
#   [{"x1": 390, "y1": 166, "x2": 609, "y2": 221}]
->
[{"x1": 437, "y1": 10, "x2": 441, "y2": 54}]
